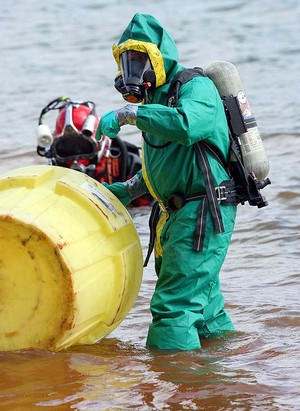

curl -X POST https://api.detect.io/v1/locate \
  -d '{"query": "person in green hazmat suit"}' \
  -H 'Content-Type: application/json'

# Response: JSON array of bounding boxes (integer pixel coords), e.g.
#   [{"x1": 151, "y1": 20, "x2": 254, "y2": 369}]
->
[{"x1": 96, "y1": 13, "x2": 237, "y2": 350}]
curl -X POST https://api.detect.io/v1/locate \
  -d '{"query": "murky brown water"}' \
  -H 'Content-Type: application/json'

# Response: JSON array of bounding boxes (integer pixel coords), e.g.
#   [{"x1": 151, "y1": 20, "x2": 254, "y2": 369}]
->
[{"x1": 1, "y1": 0, "x2": 300, "y2": 410}]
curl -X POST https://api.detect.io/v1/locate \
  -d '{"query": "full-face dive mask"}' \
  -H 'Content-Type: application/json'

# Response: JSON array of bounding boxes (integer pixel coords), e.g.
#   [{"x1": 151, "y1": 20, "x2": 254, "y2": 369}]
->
[
  {"x1": 35, "y1": 97, "x2": 111, "y2": 177},
  {"x1": 115, "y1": 50, "x2": 156, "y2": 103}
]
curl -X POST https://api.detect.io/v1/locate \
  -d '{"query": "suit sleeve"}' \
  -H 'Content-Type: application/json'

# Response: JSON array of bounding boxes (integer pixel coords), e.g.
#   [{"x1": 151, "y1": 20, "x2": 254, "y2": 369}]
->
[{"x1": 136, "y1": 77, "x2": 220, "y2": 146}]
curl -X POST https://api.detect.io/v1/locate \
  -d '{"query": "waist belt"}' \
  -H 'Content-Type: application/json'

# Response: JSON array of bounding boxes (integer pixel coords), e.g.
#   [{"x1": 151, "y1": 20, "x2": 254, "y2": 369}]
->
[
  {"x1": 144, "y1": 179, "x2": 238, "y2": 267},
  {"x1": 158, "y1": 180, "x2": 237, "y2": 213}
]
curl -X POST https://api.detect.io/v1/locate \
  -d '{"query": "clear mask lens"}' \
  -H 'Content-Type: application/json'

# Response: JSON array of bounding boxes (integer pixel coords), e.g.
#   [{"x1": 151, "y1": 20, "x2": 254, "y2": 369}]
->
[
  {"x1": 119, "y1": 50, "x2": 153, "y2": 103},
  {"x1": 120, "y1": 50, "x2": 152, "y2": 86}
]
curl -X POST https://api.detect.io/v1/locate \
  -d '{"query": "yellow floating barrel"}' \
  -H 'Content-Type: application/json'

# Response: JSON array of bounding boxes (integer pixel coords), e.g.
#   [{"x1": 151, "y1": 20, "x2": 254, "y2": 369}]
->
[{"x1": 0, "y1": 165, "x2": 143, "y2": 351}]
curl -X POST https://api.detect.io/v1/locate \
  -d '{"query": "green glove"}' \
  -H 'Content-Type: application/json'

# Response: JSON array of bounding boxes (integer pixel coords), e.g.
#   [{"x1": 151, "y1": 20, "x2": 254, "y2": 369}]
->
[
  {"x1": 102, "y1": 182, "x2": 131, "y2": 206},
  {"x1": 102, "y1": 174, "x2": 148, "y2": 207},
  {"x1": 96, "y1": 111, "x2": 120, "y2": 140},
  {"x1": 96, "y1": 105, "x2": 138, "y2": 140}
]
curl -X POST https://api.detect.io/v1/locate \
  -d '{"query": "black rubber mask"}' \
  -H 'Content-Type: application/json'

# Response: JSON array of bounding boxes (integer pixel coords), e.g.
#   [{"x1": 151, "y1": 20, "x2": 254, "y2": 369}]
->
[{"x1": 118, "y1": 50, "x2": 156, "y2": 103}]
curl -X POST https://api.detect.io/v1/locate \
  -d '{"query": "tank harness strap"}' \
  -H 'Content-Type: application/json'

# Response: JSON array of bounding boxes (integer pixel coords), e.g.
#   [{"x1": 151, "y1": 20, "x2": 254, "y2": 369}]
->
[
  {"x1": 144, "y1": 201, "x2": 160, "y2": 267},
  {"x1": 193, "y1": 196, "x2": 209, "y2": 252},
  {"x1": 194, "y1": 142, "x2": 225, "y2": 235}
]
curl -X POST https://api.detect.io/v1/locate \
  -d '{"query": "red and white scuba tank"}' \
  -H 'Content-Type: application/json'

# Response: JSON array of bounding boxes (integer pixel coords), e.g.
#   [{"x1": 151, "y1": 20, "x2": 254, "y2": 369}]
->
[{"x1": 204, "y1": 61, "x2": 269, "y2": 181}]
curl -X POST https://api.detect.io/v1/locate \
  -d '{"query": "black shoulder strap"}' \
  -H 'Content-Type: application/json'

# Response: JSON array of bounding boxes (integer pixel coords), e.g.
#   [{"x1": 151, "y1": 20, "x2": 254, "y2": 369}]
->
[
  {"x1": 167, "y1": 67, "x2": 206, "y2": 107},
  {"x1": 194, "y1": 142, "x2": 225, "y2": 234},
  {"x1": 167, "y1": 67, "x2": 228, "y2": 168},
  {"x1": 144, "y1": 67, "x2": 206, "y2": 149}
]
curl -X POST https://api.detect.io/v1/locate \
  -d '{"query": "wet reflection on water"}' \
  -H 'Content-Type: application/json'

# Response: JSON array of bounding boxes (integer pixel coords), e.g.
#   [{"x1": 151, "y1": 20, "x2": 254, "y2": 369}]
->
[{"x1": 1, "y1": 333, "x2": 292, "y2": 410}]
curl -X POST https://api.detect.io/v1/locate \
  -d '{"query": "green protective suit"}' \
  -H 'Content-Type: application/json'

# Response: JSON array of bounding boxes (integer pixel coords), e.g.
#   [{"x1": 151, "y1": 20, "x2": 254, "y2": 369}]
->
[{"x1": 110, "y1": 14, "x2": 237, "y2": 350}]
